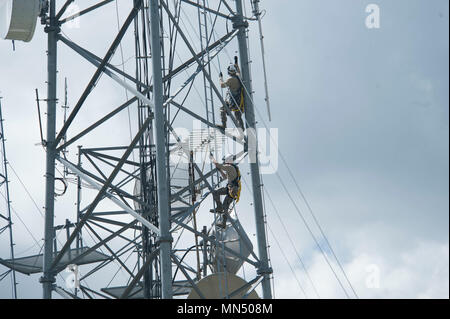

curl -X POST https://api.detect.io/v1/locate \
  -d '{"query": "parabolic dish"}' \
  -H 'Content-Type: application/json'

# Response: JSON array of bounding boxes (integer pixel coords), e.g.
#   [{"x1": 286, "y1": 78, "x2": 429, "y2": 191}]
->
[
  {"x1": 187, "y1": 273, "x2": 259, "y2": 299},
  {"x1": 0, "y1": 0, "x2": 40, "y2": 42}
]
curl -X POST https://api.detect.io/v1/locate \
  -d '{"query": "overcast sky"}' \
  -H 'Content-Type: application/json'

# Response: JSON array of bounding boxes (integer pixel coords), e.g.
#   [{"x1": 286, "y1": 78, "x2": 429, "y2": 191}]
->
[{"x1": 0, "y1": 0, "x2": 448, "y2": 299}]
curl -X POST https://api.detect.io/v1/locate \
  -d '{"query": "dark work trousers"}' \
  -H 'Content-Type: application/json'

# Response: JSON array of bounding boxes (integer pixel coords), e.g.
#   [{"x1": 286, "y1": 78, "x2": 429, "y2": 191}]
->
[
  {"x1": 212, "y1": 187, "x2": 234, "y2": 215},
  {"x1": 220, "y1": 105, "x2": 244, "y2": 131}
]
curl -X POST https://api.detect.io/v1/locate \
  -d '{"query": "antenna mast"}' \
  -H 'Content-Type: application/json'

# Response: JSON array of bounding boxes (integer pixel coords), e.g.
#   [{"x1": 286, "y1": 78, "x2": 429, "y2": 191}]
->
[
  {"x1": 1, "y1": 0, "x2": 273, "y2": 299},
  {"x1": 41, "y1": 0, "x2": 58, "y2": 299}
]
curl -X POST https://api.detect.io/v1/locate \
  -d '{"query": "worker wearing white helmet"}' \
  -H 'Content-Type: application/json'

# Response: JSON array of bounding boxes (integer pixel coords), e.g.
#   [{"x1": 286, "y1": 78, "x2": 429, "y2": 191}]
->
[
  {"x1": 218, "y1": 56, "x2": 245, "y2": 131},
  {"x1": 209, "y1": 153, "x2": 242, "y2": 229}
]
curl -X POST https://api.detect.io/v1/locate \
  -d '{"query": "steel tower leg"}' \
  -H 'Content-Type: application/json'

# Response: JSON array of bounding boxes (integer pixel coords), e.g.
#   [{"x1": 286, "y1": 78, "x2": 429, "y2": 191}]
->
[
  {"x1": 41, "y1": 0, "x2": 58, "y2": 299},
  {"x1": 0, "y1": 102, "x2": 18, "y2": 298},
  {"x1": 149, "y1": 0, "x2": 173, "y2": 299},
  {"x1": 234, "y1": 0, "x2": 273, "y2": 299}
]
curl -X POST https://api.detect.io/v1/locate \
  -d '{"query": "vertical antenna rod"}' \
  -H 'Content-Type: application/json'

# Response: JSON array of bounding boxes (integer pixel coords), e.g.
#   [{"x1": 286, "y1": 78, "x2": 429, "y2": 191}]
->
[
  {"x1": 234, "y1": 0, "x2": 273, "y2": 299},
  {"x1": 252, "y1": 0, "x2": 272, "y2": 121},
  {"x1": 149, "y1": 0, "x2": 173, "y2": 299},
  {"x1": 41, "y1": 0, "x2": 58, "y2": 299}
]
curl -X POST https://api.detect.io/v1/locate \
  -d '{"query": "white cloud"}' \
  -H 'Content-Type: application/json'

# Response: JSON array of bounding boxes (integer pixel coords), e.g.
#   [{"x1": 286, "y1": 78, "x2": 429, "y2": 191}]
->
[{"x1": 273, "y1": 240, "x2": 449, "y2": 299}]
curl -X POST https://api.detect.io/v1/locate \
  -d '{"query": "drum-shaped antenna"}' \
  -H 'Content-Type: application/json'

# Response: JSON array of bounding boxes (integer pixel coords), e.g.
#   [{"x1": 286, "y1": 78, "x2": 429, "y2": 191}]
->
[{"x1": 0, "y1": 0, "x2": 40, "y2": 42}]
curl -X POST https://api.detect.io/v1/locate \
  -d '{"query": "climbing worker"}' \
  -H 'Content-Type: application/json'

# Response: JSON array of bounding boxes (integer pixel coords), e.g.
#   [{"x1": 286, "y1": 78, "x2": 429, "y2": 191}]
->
[
  {"x1": 218, "y1": 56, "x2": 245, "y2": 131},
  {"x1": 209, "y1": 153, "x2": 242, "y2": 229}
]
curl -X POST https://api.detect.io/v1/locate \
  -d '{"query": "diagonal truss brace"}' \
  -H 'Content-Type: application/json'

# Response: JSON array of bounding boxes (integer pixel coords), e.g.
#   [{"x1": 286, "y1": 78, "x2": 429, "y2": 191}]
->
[
  {"x1": 50, "y1": 110, "x2": 153, "y2": 270},
  {"x1": 55, "y1": 0, "x2": 143, "y2": 147},
  {"x1": 58, "y1": 156, "x2": 160, "y2": 236}
]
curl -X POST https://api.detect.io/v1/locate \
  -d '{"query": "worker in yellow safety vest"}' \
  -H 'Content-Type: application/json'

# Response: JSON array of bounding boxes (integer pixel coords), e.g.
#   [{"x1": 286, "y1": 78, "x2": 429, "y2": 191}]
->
[
  {"x1": 209, "y1": 153, "x2": 242, "y2": 229},
  {"x1": 218, "y1": 56, "x2": 245, "y2": 131}
]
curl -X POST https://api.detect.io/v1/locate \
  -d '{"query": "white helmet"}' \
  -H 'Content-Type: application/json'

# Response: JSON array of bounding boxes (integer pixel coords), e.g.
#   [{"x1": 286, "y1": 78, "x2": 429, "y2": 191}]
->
[
  {"x1": 222, "y1": 153, "x2": 236, "y2": 164},
  {"x1": 227, "y1": 64, "x2": 237, "y2": 75}
]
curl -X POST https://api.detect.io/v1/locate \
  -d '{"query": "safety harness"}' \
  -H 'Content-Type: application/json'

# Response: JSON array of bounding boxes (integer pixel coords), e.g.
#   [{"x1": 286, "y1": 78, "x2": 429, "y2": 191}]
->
[
  {"x1": 228, "y1": 75, "x2": 245, "y2": 113},
  {"x1": 227, "y1": 163, "x2": 242, "y2": 202}
]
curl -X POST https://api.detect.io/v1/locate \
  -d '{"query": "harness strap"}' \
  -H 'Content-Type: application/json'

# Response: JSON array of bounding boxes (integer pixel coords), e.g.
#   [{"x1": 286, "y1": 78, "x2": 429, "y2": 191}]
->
[
  {"x1": 229, "y1": 76, "x2": 245, "y2": 112},
  {"x1": 227, "y1": 164, "x2": 241, "y2": 202}
]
